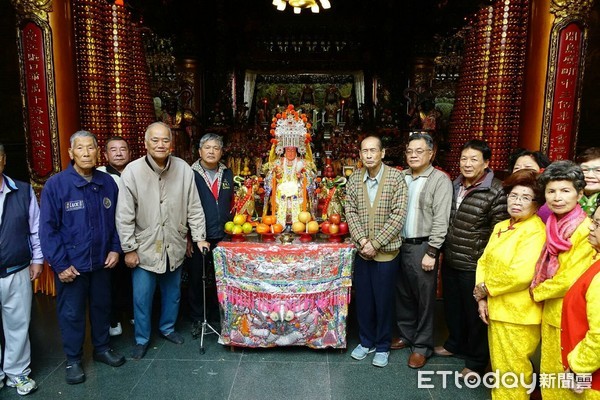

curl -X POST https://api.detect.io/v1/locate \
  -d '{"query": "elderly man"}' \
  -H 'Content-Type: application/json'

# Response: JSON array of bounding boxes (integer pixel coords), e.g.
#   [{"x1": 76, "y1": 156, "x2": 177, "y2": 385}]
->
[
  {"x1": 40, "y1": 131, "x2": 125, "y2": 385},
  {"x1": 0, "y1": 143, "x2": 42, "y2": 395},
  {"x1": 392, "y1": 133, "x2": 452, "y2": 369},
  {"x1": 97, "y1": 136, "x2": 133, "y2": 337},
  {"x1": 345, "y1": 135, "x2": 408, "y2": 368},
  {"x1": 188, "y1": 133, "x2": 234, "y2": 338},
  {"x1": 116, "y1": 122, "x2": 209, "y2": 360},
  {"x1": 436, "y1": 139, "x2": 508, "y2": 379}
]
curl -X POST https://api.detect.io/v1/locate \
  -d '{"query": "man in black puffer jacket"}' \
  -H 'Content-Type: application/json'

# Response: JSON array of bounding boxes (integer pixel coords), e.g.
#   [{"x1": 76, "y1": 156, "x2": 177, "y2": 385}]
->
[{"x1": 435, "y1": 139, "x2": 508, "y2": 380}]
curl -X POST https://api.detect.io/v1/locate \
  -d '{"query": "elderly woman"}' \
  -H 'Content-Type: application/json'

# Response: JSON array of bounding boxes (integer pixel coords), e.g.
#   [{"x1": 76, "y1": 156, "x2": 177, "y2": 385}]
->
[
  {"x1": 561, "y1": 203, "x2": 600, "y2": 398},
  {"x1": 508, "y1": 148, "x2": 551, "y2": 173},
  {"x1": 474, "y1": 170, "x2": 546, "y2": 399},
  {"x1": 530, "y1": 160, "x2": 595, "y2": 400},
  {"x1": 509, "y1": 148, "x2": 552, "y2": 223}
]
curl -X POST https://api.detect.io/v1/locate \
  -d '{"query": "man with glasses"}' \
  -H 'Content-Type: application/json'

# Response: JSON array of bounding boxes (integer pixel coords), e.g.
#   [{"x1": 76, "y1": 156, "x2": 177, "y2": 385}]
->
[
  {"x1": 188, "y1": 133, "x2": 234, "y2": 338},
  {"x1": 577, "y1": 147, "x2": 600, "y2": 216},
  {"x1": 345, "y1": 136, "x2": 408, "y2": 368},
  {"x1": 391, "y1": 133, "x2": 452, "y2": 369}
]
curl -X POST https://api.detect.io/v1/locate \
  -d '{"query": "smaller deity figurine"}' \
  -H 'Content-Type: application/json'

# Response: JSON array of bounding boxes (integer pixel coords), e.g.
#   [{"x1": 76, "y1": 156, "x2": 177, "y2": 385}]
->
[
  {"x1": 317, "y1": 170, "x2": 346, "y2": 220},
  {"x1": 232, "y1": 175, "x2": 259, "y2": 220}
]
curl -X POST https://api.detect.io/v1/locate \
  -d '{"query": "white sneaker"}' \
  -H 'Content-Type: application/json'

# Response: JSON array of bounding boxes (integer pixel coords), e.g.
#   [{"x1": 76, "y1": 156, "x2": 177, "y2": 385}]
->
[
  {"x1": 372, "y1": 351, "x2": 390, "y2": 367},
  {"x1": 351, "y1": 344, "x2": 376, "y2": 360},
  {"x1": 109, "y1": 322, "x2": 122, "y2": 336},
  {"x1": 7, "y1": 375, "x2": 37, "y2": 395}
]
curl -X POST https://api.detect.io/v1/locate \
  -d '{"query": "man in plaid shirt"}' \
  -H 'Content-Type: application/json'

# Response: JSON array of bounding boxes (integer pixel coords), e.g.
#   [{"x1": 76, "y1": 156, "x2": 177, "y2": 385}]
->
[{"x1": 346, "y1": 136, "x2": 408, "y2": 368}]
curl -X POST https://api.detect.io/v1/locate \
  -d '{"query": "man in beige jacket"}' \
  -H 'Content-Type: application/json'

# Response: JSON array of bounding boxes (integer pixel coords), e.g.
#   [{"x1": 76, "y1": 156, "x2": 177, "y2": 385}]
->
[{"x1": 116, "y1": 122, "x2": 209, "y2": 360}]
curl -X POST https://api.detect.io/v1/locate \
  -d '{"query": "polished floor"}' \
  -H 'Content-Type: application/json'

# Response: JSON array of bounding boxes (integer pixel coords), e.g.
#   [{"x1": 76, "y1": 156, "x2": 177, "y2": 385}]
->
[{"x1": 0, "y1": 294, "x2": 491, "y2": 400}]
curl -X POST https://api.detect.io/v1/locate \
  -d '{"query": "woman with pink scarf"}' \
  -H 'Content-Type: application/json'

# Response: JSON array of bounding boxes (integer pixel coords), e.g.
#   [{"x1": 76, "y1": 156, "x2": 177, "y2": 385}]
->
[{"x1": 531, "y1": 160, "x2": 595, "y2": 400}]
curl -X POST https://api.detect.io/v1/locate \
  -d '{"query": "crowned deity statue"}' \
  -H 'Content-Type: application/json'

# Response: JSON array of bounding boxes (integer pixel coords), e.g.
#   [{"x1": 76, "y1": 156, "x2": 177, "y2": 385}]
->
[{"x1": 263, "y1": 105, "x2": 317, "y2": 227}]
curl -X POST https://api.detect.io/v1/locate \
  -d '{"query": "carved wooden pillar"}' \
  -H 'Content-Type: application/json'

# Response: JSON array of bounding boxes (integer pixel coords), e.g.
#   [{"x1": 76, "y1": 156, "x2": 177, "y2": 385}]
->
[
  {"x1": 539, "y1": 0, "x2": 595, "y2": 160},
  {"x1": 11, "y1": 0, "x2": 64, "y2": 190}
]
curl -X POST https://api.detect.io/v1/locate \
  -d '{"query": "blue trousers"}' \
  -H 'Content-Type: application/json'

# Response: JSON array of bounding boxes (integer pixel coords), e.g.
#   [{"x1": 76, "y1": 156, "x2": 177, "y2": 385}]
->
[
  {"x1": 55, "y1": 268, "x2": 111, "y2": 362},
  {"x1": 132, "y1": 265, "x2": 182, "y2": 345},
  {"x1": 353, "y1": 254, "x2": 399, "y2": 352}
]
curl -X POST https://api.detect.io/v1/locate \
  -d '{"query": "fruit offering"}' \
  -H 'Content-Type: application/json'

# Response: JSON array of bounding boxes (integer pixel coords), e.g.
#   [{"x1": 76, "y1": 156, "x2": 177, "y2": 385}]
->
[
  {"x1": 224, "y1": 214, "x2": 253, "y2": 240},
  {"x1": 320, "y1": 213, "x2": 349, "y2": 242},
  {"x1": 292, "y1": 211, "x2": 318, "y2": 242},
  {"x1": 256, "y1": 215, "x2": 283, "y2": 241}
]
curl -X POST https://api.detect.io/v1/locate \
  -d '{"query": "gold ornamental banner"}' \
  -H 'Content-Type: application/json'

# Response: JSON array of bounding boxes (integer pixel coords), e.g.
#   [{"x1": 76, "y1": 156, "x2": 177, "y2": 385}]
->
[
  {"x1": 12, "y1": 0, "x2": 61, "y2": 187},
  {"x1": 541, "y1": 0, "x2": 595, "y2": 159}
]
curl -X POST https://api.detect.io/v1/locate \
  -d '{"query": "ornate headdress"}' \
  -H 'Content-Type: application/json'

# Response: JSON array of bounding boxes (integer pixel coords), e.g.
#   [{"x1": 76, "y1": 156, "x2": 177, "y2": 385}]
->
[{"x1": 269, "y1": 105, "x2": 312, "y2": 157}]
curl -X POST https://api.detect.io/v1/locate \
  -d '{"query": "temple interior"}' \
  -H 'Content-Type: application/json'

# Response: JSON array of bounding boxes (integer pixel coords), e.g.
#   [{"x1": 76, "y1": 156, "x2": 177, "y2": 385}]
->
[{"x1": 0, "y1": 0, "x2": 600, "y2": 399}]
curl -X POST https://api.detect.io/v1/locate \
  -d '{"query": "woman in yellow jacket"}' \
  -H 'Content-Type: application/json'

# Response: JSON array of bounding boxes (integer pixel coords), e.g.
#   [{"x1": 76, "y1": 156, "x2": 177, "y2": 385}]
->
[
  {"x1": 530, "y1": 161, "x2": 595, "y2": 400},
  {"x1": 474, "y1": 170, "x2": 546, "y2": 400},
  {"x1": 561, "y1": 205, "x2": 600, "y2": 399}
]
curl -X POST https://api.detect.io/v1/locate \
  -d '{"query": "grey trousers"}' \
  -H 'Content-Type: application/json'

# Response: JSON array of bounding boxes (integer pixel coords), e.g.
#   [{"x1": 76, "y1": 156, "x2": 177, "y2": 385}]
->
[{"x1": 395, "y1": 242, "x2": 438, "y2": 357}]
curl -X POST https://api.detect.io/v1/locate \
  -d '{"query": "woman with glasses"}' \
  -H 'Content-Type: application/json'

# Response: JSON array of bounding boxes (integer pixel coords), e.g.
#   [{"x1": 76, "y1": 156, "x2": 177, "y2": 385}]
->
[
  {"x1": 530, "y1": 160, "x2": 595, "y2": 400},
  {"x1": 508, "y1": 148, "x2": 552, "y2": 222},
  {"x1": 473, "y1": 170, "x2": 546, "y2": 399},
  {"x1": 561, "y1": 202, "x2": 600, "y2": 398},
  {"x1": 577, "y1": 147, "x2": 600, "y2": 217}
]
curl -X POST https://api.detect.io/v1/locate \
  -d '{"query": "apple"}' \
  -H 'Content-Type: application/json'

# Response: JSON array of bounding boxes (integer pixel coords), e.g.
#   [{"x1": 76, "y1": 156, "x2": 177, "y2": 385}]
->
[
  {"x1": 241, "y1": 222, "x2": 253, "y2": 234},
  {"x1": 329, "y1": 223, "x2": 339, "y2": 235},
  {"x1": 329, "y1": 213, "x2": 341, "y2": 225},
  {"x1": 320, "y1": 221, "x2": 331, "y2": 234},
  {"x1": 224, "y1": 221, "x2": 235, "y2": 233},
  {"x1": 233, "y1": 214, "x2": 247, "y2": 226},
  {"x1": 298, "y1": 211, "x2": 312, "y2": 223},
  {"x1": 338, "y1": 221, "x2": 349, "y2": 235},
  {"x1": 307, "y1": 220, "x2": 319, "y2": 234}
]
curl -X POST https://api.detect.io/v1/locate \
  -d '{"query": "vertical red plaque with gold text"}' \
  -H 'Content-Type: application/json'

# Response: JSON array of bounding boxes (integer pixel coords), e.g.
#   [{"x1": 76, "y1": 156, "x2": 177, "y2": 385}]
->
[
  {"x1": 20, "y1": 21, "x2": 54, "y2": 177},
  {"x1": 547, "y1": 23, "x2": 583, "y2": 161}
]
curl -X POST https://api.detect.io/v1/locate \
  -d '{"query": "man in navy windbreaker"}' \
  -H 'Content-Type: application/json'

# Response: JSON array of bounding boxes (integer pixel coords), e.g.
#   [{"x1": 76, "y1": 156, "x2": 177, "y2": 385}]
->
[{"x1": 39, "y1": 131, "x2": 125, "y2": 385}]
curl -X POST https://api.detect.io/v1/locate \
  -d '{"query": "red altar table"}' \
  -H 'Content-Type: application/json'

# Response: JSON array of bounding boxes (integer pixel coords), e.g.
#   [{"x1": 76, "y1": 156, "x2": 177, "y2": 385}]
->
[{"x1": 213, "y1": 240, "x2": 356, "y2": 349}]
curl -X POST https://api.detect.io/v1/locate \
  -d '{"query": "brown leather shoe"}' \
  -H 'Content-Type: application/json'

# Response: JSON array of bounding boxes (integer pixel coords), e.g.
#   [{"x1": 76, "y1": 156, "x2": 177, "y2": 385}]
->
[
  {"x1": 408, "y1": 352, "x2": 427, "y2": 369},
  {"x1": 433, "y1": 346, "x2": 454, "y2": 357},
  {"x1": 390, "y1": 338, "x2": 408, "y2": 350}
]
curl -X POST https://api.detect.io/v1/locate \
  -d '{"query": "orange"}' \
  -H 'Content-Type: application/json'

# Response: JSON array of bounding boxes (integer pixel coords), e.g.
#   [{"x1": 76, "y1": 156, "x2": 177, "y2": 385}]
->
[
  {"x1": 272, "y1": 223, "x2": 284, "y2": 234},
  {"x1": 256, "y1": 223, "x2": 270, "y2": 234},
  {"x1": 262, "y1": 215, "x2": 276, "y2": 225}
]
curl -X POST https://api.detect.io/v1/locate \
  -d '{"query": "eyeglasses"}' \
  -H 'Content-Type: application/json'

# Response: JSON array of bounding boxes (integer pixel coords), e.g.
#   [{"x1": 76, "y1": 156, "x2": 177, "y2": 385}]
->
[
  {"x1": 507, "y1": 193, "x2": 535, "y2": 204},
  {"x1": 405, "y1": 149, "x2": 431, "y2": 156},
  {"x1": 581, "y1": 166, "x2": 600, "y2": 175}
]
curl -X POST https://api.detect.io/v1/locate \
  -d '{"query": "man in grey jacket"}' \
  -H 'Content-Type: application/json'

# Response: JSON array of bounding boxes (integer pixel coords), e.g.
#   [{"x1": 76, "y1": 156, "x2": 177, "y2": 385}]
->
[
  {"x1": 391, "y1": 133, "x2": 452, "y2": 369},
  {"x1": 116, "y1": 122, "x2": 209, "y2": 360}
]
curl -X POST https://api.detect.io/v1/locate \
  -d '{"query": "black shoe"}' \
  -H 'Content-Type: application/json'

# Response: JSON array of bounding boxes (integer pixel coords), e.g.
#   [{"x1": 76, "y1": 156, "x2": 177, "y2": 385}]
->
[
  {"x1": 93, "y1": 349, "x2": 126, "y2": 367},
  {"x1": 131, "y1": 343, "x2": 148, "y2": 360},
  {"x1": 65, "y1": 361, "x2": 85, "y2": 385},
  {"x1": 191, "y1": 321, "x2": 202, "y2": 340},
  {"x1": 161, "y1": 331, "x2": 185, "y2": 344}
]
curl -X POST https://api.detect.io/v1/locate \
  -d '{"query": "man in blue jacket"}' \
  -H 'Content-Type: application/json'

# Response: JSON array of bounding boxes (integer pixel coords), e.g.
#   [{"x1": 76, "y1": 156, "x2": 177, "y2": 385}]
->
[
  {"x1": 189, "y1": 133, "x2": 234, "y2": 338},
  {"x1": 0, "y1": 143, "x2": 42, "y2": 395},
  {"x1": 40, "y1": 131, "x2": 125, "y2": 385}
]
